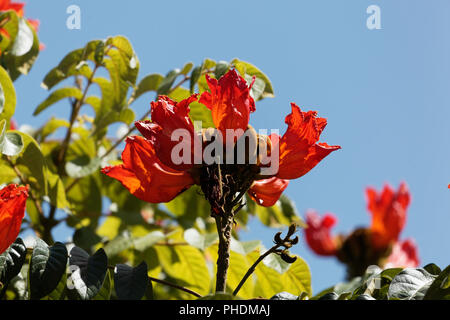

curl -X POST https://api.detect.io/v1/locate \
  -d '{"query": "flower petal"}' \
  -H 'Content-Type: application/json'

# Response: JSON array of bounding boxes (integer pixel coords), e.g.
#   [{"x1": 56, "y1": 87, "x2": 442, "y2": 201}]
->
[
  {"x1": 0, "y1": 184, "x2": 28, "y2": 254},
  {"x1": 101, "y1": 136, "x2": 194, "y2": 203},
  {"x1": 304, "y1": 210, "x2": 339, "y2": 256},
  {"x1": 367, "y1": 182, "x2": 410, "y2": 249},
  {"x1": 247, "y1": 177, "x2": 289, "y2": 207},
  {"x1": 385, "y1": 238, "x2": 420, "y2": 269},
  {"x1": 199, "y1": 69, "x2": 255, "y2": 141},
  {"x1": 275, "y1": 103, "x2": 340, "y2": 180},
  {"x1": 135, "y1": 95, "x2": 199, "y2": 171}
]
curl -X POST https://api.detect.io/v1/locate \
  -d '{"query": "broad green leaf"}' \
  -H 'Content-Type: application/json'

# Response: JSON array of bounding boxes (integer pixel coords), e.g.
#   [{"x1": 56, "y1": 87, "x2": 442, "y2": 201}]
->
[
  {"x1": 68, "y1": 247, "x2": 108, "y2": 300},
  {"x1": 183, "y1": 228, "x2": 218, "y2": 251},
  {"x1": 424, "y1": 265, "x2": 450, "y2": 300},
  {"x1": 29, "y1": 239, "x2": 68, "y2": 300},
  {"x1": 0, "y1": 11, "x2": 19, "y2": 54},
  {"x1": 14, "y1": 132, "x2": 48, "y2": 196},
  {"x1": 157, "y1": 69, "x2": 180, "y2": 95},
  {"x1": 180, "y1": 62, "x2": 193, "y2": 75},
  {"x1": 424, "y1": 263, "x2": 442, "y2": 276},
  {"x1": 4, "y1": 18, "x2": 40, "y2": 81},
  {"x1": 198, "y1": 293, "x2": 236, "y2": 300},
  {"x1": 34, "y1": 87, "x2": 83, "y2": 116},
  {"x1": 253, "y1": 258, "x2": 285, "y2": 299},
  {"x1": 280, "y1": 256, "x2": 312, "y2": 296},
  {"x1": 10, "y1": 18, "x2": 33, "y2": 56},
  {"x1": 0, "y1": 65, "x2": 16, "y2": 122},
  {"x1": 231, "y1": 59, "x2": 274, "y2": 100},
  {"x1": 65, "y1": 156, "x2": 101, "y2": 178},
  {"x1": 114, "y1": 262, "x2": 149, "y2": 300},
  {"x1": 189, "y1": 66, "x2": 202, "y2": 93},
  {"x1": 165, "y1": 187, "x2": 211, "y2": 228},
  {"x1": 93, "y1": 269, "x2": 112, "y2": 300},
  {"x1": 1, "y1": 131, "x2": 23, "y2": 156},
  {"x1": 38, "y1": 117, "x2": 70, "y2": 142},
  {"x1": 388, "y1": 268, "x2": 437, "y2": 300},
  {"x1": 131, "y1": 73, "x2": 163, "y2": 101},
  {"x1": 214, "y1": 61, "x2": 230, "y2": 79},
  {"x1": 0, "y1": 238, "x2": 27, "y2": 290},
  {"x1": 155, "y1": 245, "x2": 210, "y2": 295},
  {"x1": 46, "y1": 168, "x2": 69, "y2": 209},
  {"x1": 42, "y1": 273, "x2": 67, "y2": 300}
]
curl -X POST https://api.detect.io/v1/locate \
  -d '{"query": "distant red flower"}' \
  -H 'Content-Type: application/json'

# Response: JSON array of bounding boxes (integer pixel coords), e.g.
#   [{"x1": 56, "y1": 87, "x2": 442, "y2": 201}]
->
[
  {"x1": 0, "y1": 184, "x2": 28, "y2": 254},
  {"x1": 366, "y1": 182, "x2": 410, "y2": 249},
  {"x1": 385, "y1": 238, "x2": 420, "y2": 269},
  {"x1": 103, "y1": 69, "x2": 340, "y2": 206},
  {"x1": 9, "y1": 118, "x2": 17, "y2": 130},
  {"x1": 304, "y1": 211, "x2": 339, "y2": 256}
]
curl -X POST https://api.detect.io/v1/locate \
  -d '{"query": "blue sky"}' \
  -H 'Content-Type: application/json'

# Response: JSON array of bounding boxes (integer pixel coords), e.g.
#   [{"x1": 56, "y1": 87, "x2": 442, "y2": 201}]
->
[{"x1": 14, "y1": 0, "x2": 450, "y2": 293}]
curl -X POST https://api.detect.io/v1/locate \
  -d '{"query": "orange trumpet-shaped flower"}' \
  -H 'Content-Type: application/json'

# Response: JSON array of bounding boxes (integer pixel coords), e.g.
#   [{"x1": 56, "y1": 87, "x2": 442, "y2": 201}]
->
[
  {"x1": 135, "y1": 95, "x2": 200, "y2": 172},
  {"x1": 304, "y1": 211, "x2": 339, "y2": 256},
  {"x1": 271, "y1": 103, "x2": 341, "y2": 180},
  {"x1": 0, "y1": 184, "x2": 28, "y2": 254},
  {"x1": 101, "y1": 136, "x2": 194, "y2": 203},
  {"x1": 199, "y1": 69, "x2": 255, "y2": 142},
  {"x1": 103, "y1": 69, "x2": 340, "y2": 208},
  {"x1": 366, "y1": 182, "x2": 410, "y2": 250}
]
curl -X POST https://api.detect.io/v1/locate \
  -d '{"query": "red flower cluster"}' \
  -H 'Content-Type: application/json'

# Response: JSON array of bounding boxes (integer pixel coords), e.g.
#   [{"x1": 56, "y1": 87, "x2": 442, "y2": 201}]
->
[
  {"x1": 305, "y1": 183, "x2": 419, "y2": 269},
  {"x1": 0, "y1": 184, "x2": 28, "y2": 254},
  {"x1": 103, "y1": 69, "x2": 340, "y2": 207}
]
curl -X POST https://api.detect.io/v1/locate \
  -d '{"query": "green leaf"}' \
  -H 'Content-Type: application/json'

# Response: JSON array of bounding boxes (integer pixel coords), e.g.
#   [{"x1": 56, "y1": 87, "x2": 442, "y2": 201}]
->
[
  {"x1": 0, "y1": 65, "x2": 16, "y2": 122},
  {"x1": 0, "y1": 238, "x2": 27, "y2": 291},
  {"x1": 114, "y1": 262, "x2": 149, "y2": 300},
  {"x1": 155, "y1": 245, "x2": 210, "y2": 295},
  {"x1": 3, "y1": 18, "x2": 40, "y2": 81},
  {"x1": 131, "y1": 73, "x2": 164, "y2": 101},
  {"x1": 214, "y1": 61, "x2": 230, "y2": 79},
  {"x1": 388, "y1": 268, "x2": 437, "y2": 300},
  {"x1": 10, "y1": 18, "x2": 33, "y2": 56},
  {"x1": 68, "y1": 247, "x2": 108, "y2": 300},
  {"x1": 29, "y1": 239, "x2": 68, "y2": 300},
  {"x1": 180, "y1": 62, "x2": 194, "y2": 75},
  {"x1": 183, "y1": 228, "x2": 218, "y2": 251},
  {"x1": 93, "y1": 269, "x2": 112, "y2": 300},
  {"x1": 231, "y1": 59, "x2": 274, "y2": 100},
  {"x1": 0, "y1": 11, "x2": 19, "y2": 54},
  {"x1": 34, "y1": 87, "x2": 83, "y2": 116},
  {"x1": 157, "y1": 69, "x2": 180, "y2": 95},
  {"x1": 165, "y1": 187, "x2": 211, "y2": 228},
  {"x1": 38, "y1": 117, "x2": 70, "y2": 142},
  {"x1": 42, "y1": 272, "x2": 67, "y2": 300},
  {"x1": 1, "y1": 131, "x2": 23, "y2": 156},
  {"x1": 424, "y1": 263, "x2": 442, "y2": 276},
  {"x1": 189, "y1": 66, "x2": 202, "y2": 93},
  {"x1": 424, "y1": 265, "x2": 450, "y2": 300},
  {"x1": 65, "y1": 156, "x2": 101, "y2": 178},
  {"x1": 280, "y1": 256, "x2": 312, "y2": 296},
  {"x1": 14, "y1": 132, "x2": 48, "y2": 196}
]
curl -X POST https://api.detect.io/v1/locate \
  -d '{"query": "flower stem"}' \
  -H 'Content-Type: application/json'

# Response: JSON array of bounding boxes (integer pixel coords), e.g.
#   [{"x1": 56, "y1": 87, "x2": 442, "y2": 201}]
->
[{"x1": 214, "y1": 210, "x2": 234, "y2": 293}]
